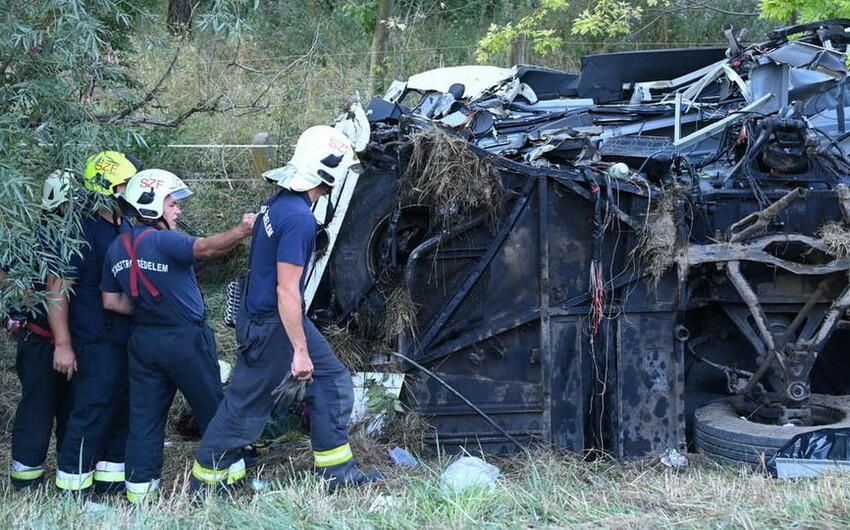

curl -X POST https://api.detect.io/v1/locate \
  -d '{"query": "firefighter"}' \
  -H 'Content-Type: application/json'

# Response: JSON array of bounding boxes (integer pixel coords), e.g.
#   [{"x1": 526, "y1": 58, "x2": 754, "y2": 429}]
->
[
  {"x1": 192, "y1": 125, "x2": 382, "y2": 492},
  {"x1": 53, "y1": 151, "x2": 142, "y2": 495},
  {"x1": 100, "y1": 169, "x2": 255, "y2": 502},
  {"x1": 5, "y1": 171, "x2": 74, "y2": 489}
]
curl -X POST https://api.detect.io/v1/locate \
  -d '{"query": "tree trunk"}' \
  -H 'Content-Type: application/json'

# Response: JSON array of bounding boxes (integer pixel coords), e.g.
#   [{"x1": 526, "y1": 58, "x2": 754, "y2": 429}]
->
[
  {"x1": 509, "y1": 35, "x2": 526, "y2": 67},
  {"x1": 167, "y1": 0, "x2": 194, "y2": 34},
  {"x1": 368, "y1": 0, "x2": 393, "y2": 96}
]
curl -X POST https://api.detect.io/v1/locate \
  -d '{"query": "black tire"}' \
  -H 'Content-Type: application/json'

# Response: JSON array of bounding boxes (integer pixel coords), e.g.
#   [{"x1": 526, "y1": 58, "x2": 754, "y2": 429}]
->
[
  {"x1": 330, "y1": 168, "x2": 399, "y2": 317},
  {"x1": 694, "y1": 394, "x2": 850, "y2": 467}
]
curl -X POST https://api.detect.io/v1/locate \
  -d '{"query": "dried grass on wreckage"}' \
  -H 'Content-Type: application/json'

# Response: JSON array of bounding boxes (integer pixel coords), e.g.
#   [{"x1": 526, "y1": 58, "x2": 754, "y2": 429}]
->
[
  {"x1": 636, "y1": 186, "x2": 684, "y2": 287},
  {"x1": 406, "y1": 127, "x2": 504, "y2": 226},
  {"x1": 381, "y1": 285, "x2": 419, "y2": 346},
  {"x1": 818, "y1": 221, "x2": 850, "y2": 258},
  {"x1": 322, "y1": 321, "x2": 375, "y2": 373}
]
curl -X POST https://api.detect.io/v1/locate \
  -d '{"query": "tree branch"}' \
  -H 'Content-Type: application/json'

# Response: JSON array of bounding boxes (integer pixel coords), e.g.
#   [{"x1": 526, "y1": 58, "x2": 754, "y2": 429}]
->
[
  {"x1": 114, "y1": 39, "x2": 186, "y2": 120},
  {"x1": 248, "y1": 26, "x2": 320, "y2": 108}
]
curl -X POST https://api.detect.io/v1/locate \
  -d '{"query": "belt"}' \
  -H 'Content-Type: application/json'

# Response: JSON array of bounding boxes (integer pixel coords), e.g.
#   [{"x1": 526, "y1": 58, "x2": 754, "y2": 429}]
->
[{"x1": 26, "y1": 322, "x2": 54, "y2": 342}]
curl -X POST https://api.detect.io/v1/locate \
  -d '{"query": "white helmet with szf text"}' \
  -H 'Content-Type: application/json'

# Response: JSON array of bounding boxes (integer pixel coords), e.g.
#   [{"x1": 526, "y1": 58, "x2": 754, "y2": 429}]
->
[
  {"x1": 262, "y1": 125, "x2": 360, "y2": 191},
  {"x1": 121, "y1": 169, "x2": 193, "y2": 220}
]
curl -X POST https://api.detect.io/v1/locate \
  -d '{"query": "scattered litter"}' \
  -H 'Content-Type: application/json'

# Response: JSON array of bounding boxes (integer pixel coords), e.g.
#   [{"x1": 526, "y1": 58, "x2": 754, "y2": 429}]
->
[
  {"x1": 440, "y1": 456, "x2": 500, "y2": 494},
  {"x1": 660, "y1": 448, "x2": 688, "y2": 468},
  {"x1": 83, "y1": 500, "x2": 111, "y2": 514},
  {"x1": 389, "y1": 446, "x2": 418, "y2": 468},
  {"x1": 768, "y1": 427, "x2": 850, "y2": 478},
  {"x1": 368, "y1": 494, "x2": 401, "y2": 513},
  {"x1": 249, "y1": 477, "x2": 270, "y2": 492},
  {"x1": 218, "y1": 360, "x2": 232, "y2": 384},
  {"x1": 350, "y1": 372, "x2": 405, "y2": 435}
]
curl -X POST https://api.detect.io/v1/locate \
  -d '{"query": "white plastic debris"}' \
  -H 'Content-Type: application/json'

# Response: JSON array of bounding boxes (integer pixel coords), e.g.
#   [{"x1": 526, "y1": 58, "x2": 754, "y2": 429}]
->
[
  {"x1": 389, "y1": 446, "x2": 418, "y2": 468},
  {"x1": 350, "y1": 372, "x2": 405, "y2": 434},
  {"x1": 368, "y1": 494, "x2": 401, "y2": 513},
  {"x1": 249, "y1": 477, "x2": 270, "y2": 492},
  {"x1": 83, "y1": 500, "x2": 111, "y2": 514},
  {"x1": 660, "y1": 448, "x2": 689, "y2": 468},
  {"x1": 218, "y1": 360, "x2": 232, "y2": 384},
  {"x1": 440, "y1": 456, "x2": 500, "y2": 494}
]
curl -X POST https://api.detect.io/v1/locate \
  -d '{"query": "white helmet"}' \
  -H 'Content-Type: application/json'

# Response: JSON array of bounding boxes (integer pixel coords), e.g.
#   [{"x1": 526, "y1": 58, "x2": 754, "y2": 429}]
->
[
  {"x1": 122, "y1": 169, "x2": 192, "y2": 220},
  {"x1": 262, "y1": 125, "x2": 359, "y2": 192},
  {"x1": 42, "y1": 169, "x2": 74, "y2": 211}
]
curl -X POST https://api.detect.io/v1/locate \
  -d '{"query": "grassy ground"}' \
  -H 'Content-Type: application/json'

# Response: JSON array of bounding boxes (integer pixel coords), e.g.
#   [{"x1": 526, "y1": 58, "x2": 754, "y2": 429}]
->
[
  {"x1": 2, "y1": 332, "x2": 849, "y2": 529},
  {"x1": 2, "y1": 426, "x2": 850, "y2": 529},
  {"x1": 6, "y1": 329, "x2": 850, "y2": 529}
]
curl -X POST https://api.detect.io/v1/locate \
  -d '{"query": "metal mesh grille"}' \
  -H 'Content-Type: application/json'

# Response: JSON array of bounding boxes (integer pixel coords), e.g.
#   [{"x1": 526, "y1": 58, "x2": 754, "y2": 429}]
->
[{"x1": 408, "y1": 223, "x2": 493, "y2": 333}]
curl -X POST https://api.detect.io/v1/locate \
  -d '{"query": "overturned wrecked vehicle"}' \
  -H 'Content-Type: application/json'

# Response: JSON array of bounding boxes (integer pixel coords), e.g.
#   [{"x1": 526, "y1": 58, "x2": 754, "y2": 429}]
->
[{"x1": 307, "y1": 19, "x2": 850, "y2": 464}]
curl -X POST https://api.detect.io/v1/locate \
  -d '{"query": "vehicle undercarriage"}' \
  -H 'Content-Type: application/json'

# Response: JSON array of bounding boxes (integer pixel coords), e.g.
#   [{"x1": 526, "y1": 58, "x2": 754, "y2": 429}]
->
[{"x1": 309, "y1": 19, "x2": 850, "y2": 463}]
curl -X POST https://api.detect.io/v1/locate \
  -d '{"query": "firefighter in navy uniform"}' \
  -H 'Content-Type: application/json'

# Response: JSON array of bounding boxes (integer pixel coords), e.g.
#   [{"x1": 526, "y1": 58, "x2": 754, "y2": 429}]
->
[
  {"x1": 100, "y1": 169, "x2": 255, "y2": 502},
  {"x1": 192, "y1": 125, "x2": 382, "y2": 492},
  {"x1": 53, "y1": 151, "x2": 142, "y2": 495},
  {"x1": 6, "y1": 171, "x2": 74, "y2": 489}
]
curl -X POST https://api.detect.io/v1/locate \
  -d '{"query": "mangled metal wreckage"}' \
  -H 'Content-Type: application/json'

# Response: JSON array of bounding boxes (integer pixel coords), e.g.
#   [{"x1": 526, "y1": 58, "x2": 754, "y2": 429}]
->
[{"x1": 307, "y1": 19, "x2": 850, "y2": 464}]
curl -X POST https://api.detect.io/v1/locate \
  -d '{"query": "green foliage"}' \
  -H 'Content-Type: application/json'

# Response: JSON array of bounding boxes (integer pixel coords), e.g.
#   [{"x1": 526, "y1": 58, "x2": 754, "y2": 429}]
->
[
  {"x1": 573, "y1": 0, "x2": 671, "y2": 37},
  {"x1": 476, "y1": 0, "x2": 569, "y2": 63},
  {"x1": 759, "y1": 0, "x2": 850, "y2": 23},
  {"x1": 0, "y1": 0, "x2": 257, "y2": 315},
  {"x1": 365, "y1": 376, "x2": 404, "y2": 419}
]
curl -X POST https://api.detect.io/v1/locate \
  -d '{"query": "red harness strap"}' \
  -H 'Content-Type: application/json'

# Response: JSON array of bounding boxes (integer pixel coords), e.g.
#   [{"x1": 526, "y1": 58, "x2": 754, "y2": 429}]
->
[
  {"x1": 120, "y1": 229, "x2": 161, "y2": 299},
  {"x1": 26, "y1": 321, "x2": 54, "y2": 342}
]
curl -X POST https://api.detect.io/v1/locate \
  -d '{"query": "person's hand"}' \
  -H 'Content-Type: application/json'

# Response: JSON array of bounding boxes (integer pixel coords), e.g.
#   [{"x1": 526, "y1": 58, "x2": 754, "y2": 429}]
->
[
  {"x1": 291, "y1": 348, "x2": 314, "y2": 381},
  {"x1": 239, "y1": 213, "x2": 257, "y2": 237},
  {"x1": 53, "y1": 345, "x2": 77, "y2": 381},
  {"x1": 271, "y1": 372, "x2": 307, "y2": 407}
]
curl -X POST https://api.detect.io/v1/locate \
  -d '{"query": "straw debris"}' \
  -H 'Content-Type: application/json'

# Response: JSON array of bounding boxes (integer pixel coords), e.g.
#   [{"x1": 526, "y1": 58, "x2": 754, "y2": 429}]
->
[
  {"x1": 381, "y1": 286, "x2": 419, "y2": 345},
  {"x1": 818, "y1": 222, "x2": 850, "y2": 258},
  {"x1": 406, "y1": 127, "x2": 503, "y2": 225},
  {"x1": 636, "y1": 188, "x2": 681, "y2": 287},
  {"x1": 382, "y1": 409, "x2": 431, "y2": 456},
  {"x1": 323, "y1": 322, "x2": 372, "y2": 373}
]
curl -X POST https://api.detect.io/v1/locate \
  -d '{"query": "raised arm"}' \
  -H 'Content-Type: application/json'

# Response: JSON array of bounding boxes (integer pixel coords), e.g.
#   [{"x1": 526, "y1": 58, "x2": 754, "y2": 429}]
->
[{"x1": 192, "y1": 213, "x2": 256, "y2": 261}]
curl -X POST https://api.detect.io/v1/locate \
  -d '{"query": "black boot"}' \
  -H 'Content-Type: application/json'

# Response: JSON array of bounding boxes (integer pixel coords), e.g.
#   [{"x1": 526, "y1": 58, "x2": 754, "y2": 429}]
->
[{"x1": 319, "y1": 460, "x2": 383, "y2": 492}]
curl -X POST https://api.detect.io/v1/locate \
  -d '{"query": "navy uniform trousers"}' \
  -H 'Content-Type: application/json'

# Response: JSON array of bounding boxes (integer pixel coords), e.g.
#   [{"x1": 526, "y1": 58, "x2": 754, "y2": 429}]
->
[
  {"x1": 55, "y1": 340, "x2": 129, "y2": 493},
  {"x1": 192, "y1": 314, "x2": 355, "y2": 487},
  {"x1": 123, "y1": 317, "x2": 223, "y2": 502},
  {"x1": 10, "y1": 330, "x2": 72, "y2": 488}
]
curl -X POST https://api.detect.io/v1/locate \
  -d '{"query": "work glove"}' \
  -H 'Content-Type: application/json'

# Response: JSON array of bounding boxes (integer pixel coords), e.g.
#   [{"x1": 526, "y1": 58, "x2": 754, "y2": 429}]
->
[{"x1": 271, "y1": 371, "x2": 308, "y2": 408}]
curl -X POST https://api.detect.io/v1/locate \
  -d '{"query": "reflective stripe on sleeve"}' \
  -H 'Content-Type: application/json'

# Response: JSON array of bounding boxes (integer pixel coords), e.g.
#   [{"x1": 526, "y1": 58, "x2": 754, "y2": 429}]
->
[
  {"x1": 126, "y1": 478, "x2": 160, "y2": 503},
  {"x1": 10, "y1": 460, "x2": 45, "y2": 481},
  {"x1": 313, "y1": 443, "x2": 353, "y2": 468},
  {"x1": 94, "y1": 461, "x2": 125, "y2": 483},
  {"x1": 55, "y1": 469, "x2": 94, "y2": 491}
]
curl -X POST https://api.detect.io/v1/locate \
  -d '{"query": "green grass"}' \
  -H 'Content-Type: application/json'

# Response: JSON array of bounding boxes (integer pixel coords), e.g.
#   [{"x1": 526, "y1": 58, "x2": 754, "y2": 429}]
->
[
  {"x1": 3, "y1": 431, "x2": 850, "y2": 529},
  {"x1": 7, "y1": 331, "x2": 850, "y2": 528}
]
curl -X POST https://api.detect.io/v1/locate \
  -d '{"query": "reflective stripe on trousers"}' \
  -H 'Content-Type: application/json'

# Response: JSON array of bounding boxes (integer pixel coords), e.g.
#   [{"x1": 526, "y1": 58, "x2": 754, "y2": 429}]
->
[
  {"x1": 192, "y1": 458, "x2": 247, "y2": 485},
  {"x1": 94, "y1": 460, "x2": 125, "y2": 483},
  {"x1": 313, "y1": 443, "x2": 353, "y2": 468},
  {"x1": 10, "y1": 460, "x2": 45, "y2": 481},
  {"x1": 55, "y1": 469, "x2": 94, "y2": 491},
  {"x1": 126, "y1": 478, "x2": 160, "y2": 503}
]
